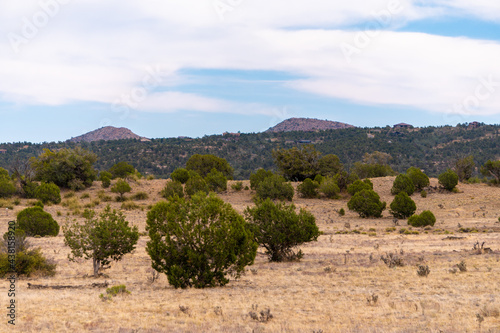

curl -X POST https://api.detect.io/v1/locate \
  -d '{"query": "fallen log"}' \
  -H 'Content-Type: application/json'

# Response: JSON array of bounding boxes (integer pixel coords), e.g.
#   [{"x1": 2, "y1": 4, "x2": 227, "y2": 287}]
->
[
  {"x1": 442, "y1": 236, "x2": 466, "y2": 241},
  {"x1": 27, "y1": 281, "x2": 108, "y2": 290}
]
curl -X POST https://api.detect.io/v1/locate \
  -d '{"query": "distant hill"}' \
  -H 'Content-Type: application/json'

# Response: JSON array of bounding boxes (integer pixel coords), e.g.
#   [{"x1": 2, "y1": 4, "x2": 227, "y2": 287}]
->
[
  {"x1": 266, "y1": 118, "x2": 355, "y2": 133},
  {"x1": 68, "y1": 126, "x2": 150, "y2": 143},
  {"x1": 1, "y1": 122, "x2": 498, "y2": 181}
]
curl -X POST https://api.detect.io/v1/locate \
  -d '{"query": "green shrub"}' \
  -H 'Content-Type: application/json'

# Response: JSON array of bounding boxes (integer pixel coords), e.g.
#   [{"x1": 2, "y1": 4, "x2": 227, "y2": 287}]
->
[
  {"x1": 438, "y1": 169, "x2": 459, "y2": 191},
  {"x1": 389, "y1": 192, "x2": 417, "y2": 219},
  {"x1": 0, "y1": 179, "x2": 16, "y2": 198},
  {"x1": 297, "y1": 178, "x2": 319, "y2": 198},
  {"x1": 170, "y1": 168, "x2": 190, "y2": 184},
  {"x1": 109, "y1": 162, "x2": 136, "y2": 179},
  {"x1": 111, "y1": 179, "x2": 132, "y2": 199},
  {"x1": 101, "y1": 176, "x2": 111, "y2": 188},
  {"x1": 314, "y1": 174, "x2": 325, "y2": 184},
  {"x1": 102, "y1": 284, "x2": 130, "y2": 298},
  {"x1": 272, "y1": 145, "x2": 321, "y2": 181},
  {"x1": 318, "y1": 154, "x2": 343, "y2": 178},
  {"x1": 347, "y1": 179, "x2": 373, "y2": 196},
  {"x1": 319, "y1": 177, "x2": 340, "y2": 199},
  {"x1": 339, "y1": 208, "x2": 345, "y2": 216},
  {"x1": 352, "y1": 162, "x2": 396, "y2": 179},
  {"x1": 245, "y1": 198, "x2": 320, "y2": 262},
  {"x1": 454, "y1": 155, "x2": 475, "y2": 182},
  {"x1": 99, "y1": 171, "x2": 113, "y2": 181},
  {"x1": 333, "y1": 171, "x2": 358, "y2": 191},
  {"x1": 186, "y1": 154, "x2": 234, "y2": 179},
  {"x1": 64, "y1": 205, "x2": 139, "y2": 276},
  {"x1": 0, "y1": 247, "x2": 56, "y2": 278},
  {"x1": 406, "y1": 167, "x2": 430, "y2": 191},
  {"x1": 68, "y1": 179, "x2": 86, "y2": 191},
  {"x1": 31, "y1": 147, "x2": 97, "y2": 189},
  {"x1": 255, "y1": 174, "x2": 294, "y2": 201},
  {"x1": 33, "y1": 200, "x2": 44, "y2": 208},
  {"x1": 184, "y1": 173, "x2": 209, "y2": 197},
  {"x1": 408, "y1": 210, "x2": 436, "y2": 227},
  {"x1": 17, "y1": 207, "x2": 59, "y2": 237},
  {"x1": 250, "y1": 169, "x2": 274, "y2": 190},
  {"x1": 132, "y1": 192, "x2": 149, "y2": 200},
  {"x1": 205, "y1": 168, "x2": 228, "y2": 193},
  {"x1": 421, "y1": 190, "x2": 427, "y2": 198},
  {"x1": 22, "y1": 181, "x2": 39, "y2": 199},
  {"x1": 161, "y1": 181, "x2": 185, "y2": 199},
  {"x1": 146, "y1": 193, "x2": 257, "y2": 288},
  {"x1": 391, "y1": 174, "x2": 415, "y2": 196},
  {"x1": 80, "y1": 193, "x2": 90, "y2": 199},
  {"x1": 231, "y1": 181, "x2": 243, "y2": 191},
  {"x1": 347, "y1": 189, "x2": 386, "y2": 218}
]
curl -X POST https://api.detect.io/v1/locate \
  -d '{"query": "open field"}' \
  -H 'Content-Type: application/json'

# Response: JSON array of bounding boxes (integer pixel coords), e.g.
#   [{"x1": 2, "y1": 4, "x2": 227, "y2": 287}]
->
[{"x1": 1, "y1": 177, "x2": 500, "y2": 332}]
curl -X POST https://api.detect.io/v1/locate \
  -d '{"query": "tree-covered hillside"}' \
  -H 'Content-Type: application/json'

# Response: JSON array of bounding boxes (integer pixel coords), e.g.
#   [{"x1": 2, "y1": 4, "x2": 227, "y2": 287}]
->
[{"x1": 1, "y1": 124, "x2": 499, "y2": 179}]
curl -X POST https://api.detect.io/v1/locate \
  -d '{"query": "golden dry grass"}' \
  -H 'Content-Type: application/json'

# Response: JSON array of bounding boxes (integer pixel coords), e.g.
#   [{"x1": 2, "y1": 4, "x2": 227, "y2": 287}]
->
[{"x1": 1, "y1": 177, "x2": 500, "y2": 332}]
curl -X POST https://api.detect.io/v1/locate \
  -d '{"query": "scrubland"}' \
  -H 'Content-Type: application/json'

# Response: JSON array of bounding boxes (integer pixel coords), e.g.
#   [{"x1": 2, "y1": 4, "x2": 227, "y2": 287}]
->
[{"x1": 1, "y1": 177, "x2": 499, "y2": 332}]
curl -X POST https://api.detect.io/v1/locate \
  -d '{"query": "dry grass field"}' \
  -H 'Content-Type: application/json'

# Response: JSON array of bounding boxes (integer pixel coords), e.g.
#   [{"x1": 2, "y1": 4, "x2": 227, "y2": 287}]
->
[{"x1": 1, "y1": 177, "x2": 500, "y2": 332}]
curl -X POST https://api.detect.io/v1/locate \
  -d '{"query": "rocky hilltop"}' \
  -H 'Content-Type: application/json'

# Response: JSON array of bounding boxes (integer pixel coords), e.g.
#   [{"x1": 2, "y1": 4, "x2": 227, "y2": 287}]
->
[
  {"x1": 266, "y1": 118, "x2": 355, "y2": 133},
  {"x1": 68, "y1": 126, "x2": 150, "y2": 143}
]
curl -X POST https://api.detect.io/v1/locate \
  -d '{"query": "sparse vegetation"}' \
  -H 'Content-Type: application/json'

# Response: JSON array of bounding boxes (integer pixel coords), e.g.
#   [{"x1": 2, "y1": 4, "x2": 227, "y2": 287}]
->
[
  {"x1": 417, "y1": 265, "x2": 430, "y2": 277},
  {"x1": 131, "y1": 191, "x2": 149, "y2": 200},
  {"x1": 231, "y1": 181, "x2": 243, "y2": 191},
  {"x1": 0, "y1": 155, "x2": 499, "y2": 331}
]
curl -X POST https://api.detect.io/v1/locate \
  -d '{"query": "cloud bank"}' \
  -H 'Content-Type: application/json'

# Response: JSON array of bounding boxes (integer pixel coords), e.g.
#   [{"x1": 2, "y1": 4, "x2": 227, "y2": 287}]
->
[{"x1": 1, "y1": 0, "x2": 500, "y2": 117}]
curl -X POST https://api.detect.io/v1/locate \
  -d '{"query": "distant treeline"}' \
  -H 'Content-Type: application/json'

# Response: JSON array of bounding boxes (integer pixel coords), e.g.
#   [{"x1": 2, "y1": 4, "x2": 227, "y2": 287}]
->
[{"x1": 1, "y1": 123, "x2": 499, "y2": 179}]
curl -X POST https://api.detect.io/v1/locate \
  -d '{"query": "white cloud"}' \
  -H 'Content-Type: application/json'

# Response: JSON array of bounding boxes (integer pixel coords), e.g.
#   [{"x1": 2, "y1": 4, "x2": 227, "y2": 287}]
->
[{"x1": 1, "y1": 0, "x2": 500, "y2": 118}]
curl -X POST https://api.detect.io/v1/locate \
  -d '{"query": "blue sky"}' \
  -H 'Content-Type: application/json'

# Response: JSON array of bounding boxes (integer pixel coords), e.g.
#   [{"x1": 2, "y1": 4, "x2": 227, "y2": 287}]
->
[{"x1": 1, "y1": 0, "x2": 500, "y2": 143}]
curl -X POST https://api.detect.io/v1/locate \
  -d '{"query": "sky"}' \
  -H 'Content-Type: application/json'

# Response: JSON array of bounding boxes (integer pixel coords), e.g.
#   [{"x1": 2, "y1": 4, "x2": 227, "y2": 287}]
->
[{"x1": 1, "y1": 0, "x2": 500, "y2": 143}]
